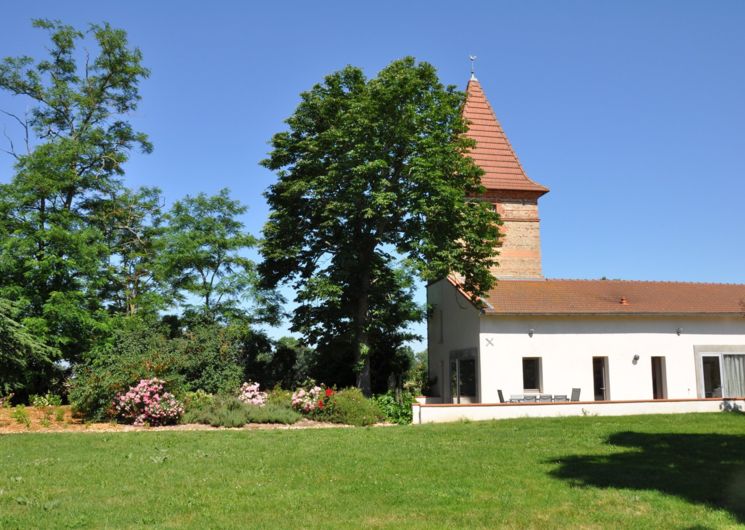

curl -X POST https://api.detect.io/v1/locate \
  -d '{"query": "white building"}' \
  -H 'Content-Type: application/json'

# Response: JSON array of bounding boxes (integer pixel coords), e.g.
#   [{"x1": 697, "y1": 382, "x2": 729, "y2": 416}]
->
[{"x1": 425, "y1": 76, "x2": 745, "y2": 409}]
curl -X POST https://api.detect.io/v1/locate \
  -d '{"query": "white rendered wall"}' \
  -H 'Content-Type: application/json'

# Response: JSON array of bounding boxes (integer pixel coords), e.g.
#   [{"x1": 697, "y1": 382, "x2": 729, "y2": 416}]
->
[
  {"x1": 427, "y1": 279, "x2": 481, "y2": 402},
  {"x1": 413, "y1": 399, "x2": 745, "y2": 424},
  {"x1": 478, "y1": 315, "x2": 745, "y2": 403}
]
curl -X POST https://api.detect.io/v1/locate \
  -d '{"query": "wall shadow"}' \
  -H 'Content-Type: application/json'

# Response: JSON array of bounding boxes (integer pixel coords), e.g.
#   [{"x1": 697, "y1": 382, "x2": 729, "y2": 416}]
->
[{"x1": 549, "y1": 428, "x2": 745, "y2": 522}]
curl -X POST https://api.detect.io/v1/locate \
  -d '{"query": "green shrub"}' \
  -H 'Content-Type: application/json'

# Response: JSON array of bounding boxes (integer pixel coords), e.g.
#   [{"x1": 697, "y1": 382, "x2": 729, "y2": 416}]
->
[
  {"x1": 68, "y1": 318, "x2": 186, "y2": 421},
  {"x1": 12, "y1": 405, "x2": 31, "y2": 428},
  {"x1": 170, "y1": 325, "x2": 245, "y2": 395},
  {"x1": 68, "y1": 318, "x2": 259, "y2": 421},
  {"x1": 266, "y1": 387, "x2": 292, "y2": 408},
  {"x1": 372, "y1": 391, "x2": 414, "y2": 425},
  {"x1": 181, "y1": 396, "x2": 300, "y2": 427},
  {"x1": 322, "y1": 388, "x2": 384, "y2": 427},
  {"x1": 0, "y1": 299, "x2": 61, "y2": 402},
  {"x1": 183, "y1": 390, "x2": 215, "y2": 411},
  {"x1": 54, "y1": 407, "x2": 65, "y2": 422},
  {"x1": 0, "y1": 392, "x2": 13, "y2": 408},
  {"x1": 243, "y1": 404, "x2": 300, "y2": 425},
  {"x1": 31, "y1": 392, "x2": 63, "y2": 408}
]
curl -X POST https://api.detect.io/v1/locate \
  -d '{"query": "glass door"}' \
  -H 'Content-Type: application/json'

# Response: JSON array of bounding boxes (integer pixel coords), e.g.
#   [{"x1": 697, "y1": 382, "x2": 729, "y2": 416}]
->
[
  {"x1": 701, "y1": 356, "x2": 722, "y2": 398},
  {"x1": 593, "y1": 357, "x2": 609, "y2": 401},
  {"x1": 449, "y1": 355, "x2": 477, "y2": 404},
  {"x1": 651, "y1": 356, "x2": 666, "y2": 399},
  {"x1": 698, "y1": 353, "x2": 745, "y2": 398}
]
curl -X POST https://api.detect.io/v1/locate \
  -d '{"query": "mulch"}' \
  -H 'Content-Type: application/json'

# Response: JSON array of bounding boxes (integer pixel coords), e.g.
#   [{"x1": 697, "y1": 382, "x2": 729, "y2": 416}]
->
[{"x1": 0, "y1": 406, "x2": 359, "y2": 434}]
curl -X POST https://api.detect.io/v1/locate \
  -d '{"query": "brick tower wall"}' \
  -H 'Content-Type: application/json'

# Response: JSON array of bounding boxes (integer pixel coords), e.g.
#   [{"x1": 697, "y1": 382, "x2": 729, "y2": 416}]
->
[{"x1": 483, "y1": 190, "x2": 544, "y2": 280}]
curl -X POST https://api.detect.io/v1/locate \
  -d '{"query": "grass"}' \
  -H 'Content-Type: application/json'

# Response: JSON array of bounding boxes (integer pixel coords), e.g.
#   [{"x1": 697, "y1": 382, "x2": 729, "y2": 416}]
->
[{"x1": 1, "y1": 413, "x2": 744, "y2": 528}]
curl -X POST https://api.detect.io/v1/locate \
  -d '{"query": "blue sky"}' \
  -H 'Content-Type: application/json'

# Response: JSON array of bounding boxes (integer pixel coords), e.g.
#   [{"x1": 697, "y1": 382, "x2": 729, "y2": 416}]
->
[{"x1": 2, "y1": 1, "x2": 744, "y2": 349}]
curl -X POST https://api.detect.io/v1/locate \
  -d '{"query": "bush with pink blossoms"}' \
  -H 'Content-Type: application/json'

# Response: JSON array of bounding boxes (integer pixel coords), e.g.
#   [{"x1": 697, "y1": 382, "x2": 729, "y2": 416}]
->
[
  {"x1": 237, "y1": 381, "x2": 267, "y2": 406},
  {"x1": 113, "y1": 378, "x2": 184, "y2": 426},
  {"x1": 291, "y1": 385, "x2": 322, "y2": 414},
  {"x1": 291, "y1": 383, "x2": 335, "y2": 415}
]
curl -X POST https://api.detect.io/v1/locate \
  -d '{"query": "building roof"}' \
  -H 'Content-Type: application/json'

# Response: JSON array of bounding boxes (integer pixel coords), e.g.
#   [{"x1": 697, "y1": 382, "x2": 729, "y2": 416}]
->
[
  {"x1": 474, "y1": 278, "x2": 745, "y2": 316},
  {"x1": 463, "y1": 78, "x2": 549, "y2": 195}
]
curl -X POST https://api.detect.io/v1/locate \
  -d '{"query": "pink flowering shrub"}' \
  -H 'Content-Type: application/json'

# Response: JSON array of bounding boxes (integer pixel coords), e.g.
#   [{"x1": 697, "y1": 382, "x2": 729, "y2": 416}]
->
[
  {"x1": 237, "y1": 381, "x2": 267, "y2": 406},
  {"x1": 291, "y1": 384, "x2": 334, "y2": 415},
  {"x1": 113, "y1": 378, "x2": 184, "y2": 426},
  {"x1": 291, "y1": 385, "x2": 322, "y2": 413}
]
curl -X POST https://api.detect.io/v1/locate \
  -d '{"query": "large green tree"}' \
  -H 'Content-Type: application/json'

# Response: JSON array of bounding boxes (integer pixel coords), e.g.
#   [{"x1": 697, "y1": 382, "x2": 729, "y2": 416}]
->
[
  {"x1": 292, "y1": 256, "x2": 423, "y2": 391},
  {"x1": 0, "y1": 19, "x2": 152, "y2": 362},
  {"x1": 96, "y1": 186, "x2": 167, "y2": 317},
  {"x1": 260, "y1": 57, "x2": 501, "y2": 394},
  {"x1": 160, "y1": 189, "x2": 280, "y2": 325}
]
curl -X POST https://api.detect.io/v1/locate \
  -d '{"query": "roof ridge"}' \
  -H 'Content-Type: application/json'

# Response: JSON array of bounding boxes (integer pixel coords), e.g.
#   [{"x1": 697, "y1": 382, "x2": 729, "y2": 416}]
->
[{"x1": 540, "y1": 278, "x2": 745, "y2": 286}]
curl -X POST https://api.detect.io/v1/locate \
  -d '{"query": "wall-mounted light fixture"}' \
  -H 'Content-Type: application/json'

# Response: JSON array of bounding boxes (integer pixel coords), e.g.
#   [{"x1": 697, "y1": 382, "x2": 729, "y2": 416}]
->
[
  {"x1": 528, "y1": 328, "x2": 535, "y2": 338},
  {"x1": 676, "y1": 327, "x2": 682, "y2": 336}
]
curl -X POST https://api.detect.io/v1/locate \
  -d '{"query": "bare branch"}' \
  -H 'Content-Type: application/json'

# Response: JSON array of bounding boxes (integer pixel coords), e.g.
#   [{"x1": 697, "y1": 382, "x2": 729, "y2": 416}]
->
[
  {"x1": 0, "y1": 109, "x2": 31, "y2": 155},
  {"x1": 0, "y1": 108, "x2": 28, "y2": 130},
  {"x1": 2, "y1": 126, "x2": 19, "y2": 160}
]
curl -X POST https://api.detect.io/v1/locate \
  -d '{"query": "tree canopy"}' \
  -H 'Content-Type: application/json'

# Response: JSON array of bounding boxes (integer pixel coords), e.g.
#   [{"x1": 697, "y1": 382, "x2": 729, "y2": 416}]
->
[
  {"x1": 260, "y1": 57, "x2": 501, "y2": 394},
  {"x1": 0, "y1": 20, "x2": 287, "y2": 403},
  {"x1": 0, "y1": 19, "x2": 152, "y2": 362},
  {"x1": 160, "y1": 189, "x2": 282, "y2": 326}
]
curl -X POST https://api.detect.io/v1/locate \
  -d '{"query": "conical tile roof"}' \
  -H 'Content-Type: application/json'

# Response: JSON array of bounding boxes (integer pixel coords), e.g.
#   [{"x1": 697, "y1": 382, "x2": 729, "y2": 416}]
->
[{"x1": 463, "y1": 78, "x2": 548, "y2": 194}]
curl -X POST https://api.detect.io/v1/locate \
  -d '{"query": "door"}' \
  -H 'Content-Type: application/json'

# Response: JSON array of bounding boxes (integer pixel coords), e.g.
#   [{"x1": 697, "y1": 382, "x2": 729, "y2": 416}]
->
[
  {"x1": 593, "y1": 357, "x2": 609, "y2": 401},
  {"x1": 449, "y1": 353, "x2": 478, "y2": 404},
  {"x1": 702, "y1": 356, "x2": 722, "y2": 398},
  {"x1": 651, "y1": 356, "x2": 667, "y2": 399}
]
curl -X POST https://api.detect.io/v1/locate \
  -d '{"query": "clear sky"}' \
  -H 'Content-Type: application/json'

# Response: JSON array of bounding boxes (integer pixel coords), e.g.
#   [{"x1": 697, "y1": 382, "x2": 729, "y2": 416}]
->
[{"x1": 2, "y1": 1, "x2": 744, "y2": 350}]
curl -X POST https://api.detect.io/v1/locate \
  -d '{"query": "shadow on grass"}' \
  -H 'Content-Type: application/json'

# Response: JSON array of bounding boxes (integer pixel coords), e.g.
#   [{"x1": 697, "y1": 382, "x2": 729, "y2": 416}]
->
[{"x1": 550, "y1": 426, "x2": 745, "y2": 522}]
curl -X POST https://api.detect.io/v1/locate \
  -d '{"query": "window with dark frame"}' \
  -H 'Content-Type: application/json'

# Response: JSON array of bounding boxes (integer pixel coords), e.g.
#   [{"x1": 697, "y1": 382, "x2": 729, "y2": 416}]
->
[{"x1": 522, "y1": 357, "x2": 541, "y2": 391}]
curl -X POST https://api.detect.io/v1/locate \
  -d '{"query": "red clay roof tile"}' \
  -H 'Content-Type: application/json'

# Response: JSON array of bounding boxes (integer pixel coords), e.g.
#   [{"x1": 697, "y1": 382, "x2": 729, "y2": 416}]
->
[
  {"x1": 463, "y1": 78, "x2": 549, "y2": 194},
  {"x1": 477, "y1": 279, "x2": 745, "y2": 315}
]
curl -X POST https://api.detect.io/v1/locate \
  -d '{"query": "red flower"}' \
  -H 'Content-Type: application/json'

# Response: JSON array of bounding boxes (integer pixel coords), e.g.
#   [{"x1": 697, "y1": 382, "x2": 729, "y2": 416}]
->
[
  {"x1": 325, "y1": 388, "x2": 334, "y2": 397},
  {"x1": 318, "y1": 400, "x2": 324, "y2": 409}
]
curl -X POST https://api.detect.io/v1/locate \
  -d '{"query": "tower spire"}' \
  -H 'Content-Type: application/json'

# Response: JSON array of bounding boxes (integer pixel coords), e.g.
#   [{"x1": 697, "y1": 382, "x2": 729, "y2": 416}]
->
[
  {"x1": 462, "y1": 74, "x2": 548, "y2": 280},
  {"x1": 469, "y1": 55, "x2": 477, "y2": 80}
]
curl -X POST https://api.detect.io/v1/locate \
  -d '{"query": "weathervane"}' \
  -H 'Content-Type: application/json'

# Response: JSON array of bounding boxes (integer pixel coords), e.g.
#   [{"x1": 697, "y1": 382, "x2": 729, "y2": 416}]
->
[{"x1": 469, "y1": 55, "x2": 477, "y2": 79}]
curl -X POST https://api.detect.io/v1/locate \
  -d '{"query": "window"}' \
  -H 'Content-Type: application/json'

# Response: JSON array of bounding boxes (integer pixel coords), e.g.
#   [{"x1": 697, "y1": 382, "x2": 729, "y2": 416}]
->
[
  {"x1": 699, "y1": 353, "x2": 745, "y2": 398},
  {"x1": 522, "y1": 357, "x2": 541, "y2": 392}
]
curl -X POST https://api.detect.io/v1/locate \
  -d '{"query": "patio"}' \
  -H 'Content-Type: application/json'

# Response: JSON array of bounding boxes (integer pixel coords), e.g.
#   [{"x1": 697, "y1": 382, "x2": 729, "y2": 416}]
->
[{"x1": 411, "y1": 397, "x2": 745, "y2": 424}]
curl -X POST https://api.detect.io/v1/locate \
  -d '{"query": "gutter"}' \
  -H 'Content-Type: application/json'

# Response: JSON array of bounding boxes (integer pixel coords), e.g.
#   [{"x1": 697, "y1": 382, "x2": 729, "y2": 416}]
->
[{"x1": 481, "y1": 311, "x2": 745, "y2": 317}]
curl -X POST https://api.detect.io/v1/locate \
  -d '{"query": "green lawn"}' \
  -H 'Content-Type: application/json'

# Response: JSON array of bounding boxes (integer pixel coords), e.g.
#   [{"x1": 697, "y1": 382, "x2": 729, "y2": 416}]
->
[{"x1": 1, "y1": 413, "x2": 744, "y2": 529}]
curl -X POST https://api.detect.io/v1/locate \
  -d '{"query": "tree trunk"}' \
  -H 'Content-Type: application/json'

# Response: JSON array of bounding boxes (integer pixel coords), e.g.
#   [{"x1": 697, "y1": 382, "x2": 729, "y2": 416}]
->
[{"x1": 353, "y1": 260, "x2": 372, "y2": 396}]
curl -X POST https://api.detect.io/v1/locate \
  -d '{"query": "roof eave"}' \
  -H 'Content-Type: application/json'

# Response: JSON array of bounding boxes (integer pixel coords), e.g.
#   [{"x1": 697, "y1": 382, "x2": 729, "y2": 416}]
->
[
  {"x1": 445, "y1": 276, "x2": 493, "y2": 313},
  {"x1": 482, "y1": 311, "x2": 745, "y2": 318}
]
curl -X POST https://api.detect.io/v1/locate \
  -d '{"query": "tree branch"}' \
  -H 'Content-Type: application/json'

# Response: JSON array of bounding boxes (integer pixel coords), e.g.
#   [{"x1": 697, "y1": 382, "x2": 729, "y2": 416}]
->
[{"x1": 0, "y1": 109, "x2": 31, "y2": 156}]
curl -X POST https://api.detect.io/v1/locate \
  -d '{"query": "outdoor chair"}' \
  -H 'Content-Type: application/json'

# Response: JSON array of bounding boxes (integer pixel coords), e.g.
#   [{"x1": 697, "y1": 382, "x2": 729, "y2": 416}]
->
[
  {"x1": 538, "y1": 394, "x2": 552, "y2": 402},
  {"x1": 570, "y1": 388, "x2": 581, "y2": 401},
  {"x1": 497, "y1": 390, "x2": 506, "y2": 403},
  {"x1": 523, "y1": 395, "x2": 537, "y2": 403},
  {"x1": 553, "y1": 394, "x2": 569, "y2": 402},
  {"x1": 509, "y1": 395, "x2": 523, "y2": 403}
]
